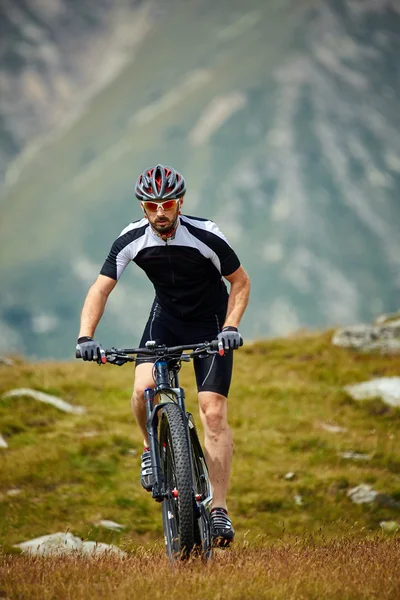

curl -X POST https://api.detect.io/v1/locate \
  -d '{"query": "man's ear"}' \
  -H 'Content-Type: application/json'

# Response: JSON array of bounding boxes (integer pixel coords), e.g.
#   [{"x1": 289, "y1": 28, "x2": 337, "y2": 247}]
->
[
  {"x1": 179, "y1": 196, "x2": 184, "y2": 211},
  {"x1": 140, "y1": 202, "x2": 148, "y2": 218}
]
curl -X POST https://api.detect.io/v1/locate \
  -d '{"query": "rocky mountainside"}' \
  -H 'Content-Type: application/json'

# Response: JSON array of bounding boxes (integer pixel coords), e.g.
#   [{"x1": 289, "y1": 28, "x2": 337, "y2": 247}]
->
[
  {"x1": 0, "y1": 0, "x2": 399, "y2": 358},
  {"x1": 0, "y1": 0, "x2": 151, "y2": 180}
]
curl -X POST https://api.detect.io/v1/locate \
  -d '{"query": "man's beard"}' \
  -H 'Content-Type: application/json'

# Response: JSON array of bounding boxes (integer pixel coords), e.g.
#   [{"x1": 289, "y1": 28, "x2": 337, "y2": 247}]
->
[
  {"x1": 150, "y1": 209, "x2": 179, "y2": 236},
  {"x1": 153, "y1": 218, "x2": 173, "y2": 233}
]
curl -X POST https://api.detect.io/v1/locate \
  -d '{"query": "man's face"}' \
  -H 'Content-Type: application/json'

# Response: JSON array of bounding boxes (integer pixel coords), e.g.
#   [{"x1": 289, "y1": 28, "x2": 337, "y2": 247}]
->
[{"x1": 141, "y1": 198, "x2": 183, "y2": 234}]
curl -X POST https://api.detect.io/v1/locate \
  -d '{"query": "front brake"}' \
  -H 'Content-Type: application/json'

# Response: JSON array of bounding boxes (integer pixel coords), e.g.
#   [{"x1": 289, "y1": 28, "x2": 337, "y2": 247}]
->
[{"x1": 107, "y1": 354, "x2": 132, "y2": 366}]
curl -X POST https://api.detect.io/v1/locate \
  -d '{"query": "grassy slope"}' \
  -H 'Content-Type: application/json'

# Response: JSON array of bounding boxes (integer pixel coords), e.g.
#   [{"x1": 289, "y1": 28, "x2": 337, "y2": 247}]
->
[{"x1": 1, "y1": 329, "x2": 400, "y2": 553}]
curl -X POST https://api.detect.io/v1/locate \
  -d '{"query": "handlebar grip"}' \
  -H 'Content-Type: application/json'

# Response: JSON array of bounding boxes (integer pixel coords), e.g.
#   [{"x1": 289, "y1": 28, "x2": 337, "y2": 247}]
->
[
  {"x1": 209, "y1": 339, "x2": 225, "y2": 356},
  {"x1": 76, "y1": 349, "x2": 107, "y2": 363}
]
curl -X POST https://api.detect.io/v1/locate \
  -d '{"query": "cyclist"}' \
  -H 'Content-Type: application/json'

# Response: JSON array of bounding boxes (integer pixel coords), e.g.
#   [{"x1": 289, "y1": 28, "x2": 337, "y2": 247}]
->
[{"x1": 76, "y1": 164, "x2": 250, "y2": 547}]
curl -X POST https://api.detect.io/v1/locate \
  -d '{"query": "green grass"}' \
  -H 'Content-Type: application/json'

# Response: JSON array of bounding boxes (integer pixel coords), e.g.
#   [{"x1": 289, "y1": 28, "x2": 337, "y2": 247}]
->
[{"x1": 1, "y1": 329, "x2": 400, "y2": 551}]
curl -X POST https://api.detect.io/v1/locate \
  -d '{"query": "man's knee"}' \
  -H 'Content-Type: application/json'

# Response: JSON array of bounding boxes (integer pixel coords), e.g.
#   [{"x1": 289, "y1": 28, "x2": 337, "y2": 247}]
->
[
  {"x1": 199, "y1": 392, "x2": 229, "y2": 436},
  {"x1": 132, "y1": 363, "x2": 155, "y2": 406}
]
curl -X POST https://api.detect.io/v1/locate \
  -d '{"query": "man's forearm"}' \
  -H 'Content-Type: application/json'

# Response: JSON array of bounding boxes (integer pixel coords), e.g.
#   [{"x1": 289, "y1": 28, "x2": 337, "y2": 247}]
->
[
  {"x1": 78, "y1": 285, "x2": 109, "y2": 339},
  {"x1": 223, "y1": 273, "x2": 250, "y2": 329}
]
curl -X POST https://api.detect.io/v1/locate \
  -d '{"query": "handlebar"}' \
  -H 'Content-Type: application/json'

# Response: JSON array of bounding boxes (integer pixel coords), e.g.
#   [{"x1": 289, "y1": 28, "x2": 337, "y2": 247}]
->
[{"x1": 76, "y1": 340, "x2": 223, "y2": 365}]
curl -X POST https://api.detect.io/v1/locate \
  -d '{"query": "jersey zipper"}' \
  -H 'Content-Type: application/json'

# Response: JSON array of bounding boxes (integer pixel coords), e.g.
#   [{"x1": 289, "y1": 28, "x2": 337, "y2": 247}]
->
[{"x1": 165, "y1": 238, "x2": 175, "y2": 285}]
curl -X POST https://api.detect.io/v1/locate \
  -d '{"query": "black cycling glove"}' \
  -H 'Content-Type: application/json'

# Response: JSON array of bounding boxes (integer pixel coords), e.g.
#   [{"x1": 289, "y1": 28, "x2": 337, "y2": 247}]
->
[
  {"x1": 217, "y1": 326, "x2": 243, "y2": 351},
  {"x1": 76, "y1": 336, "x2": 105, "y2": 362}
]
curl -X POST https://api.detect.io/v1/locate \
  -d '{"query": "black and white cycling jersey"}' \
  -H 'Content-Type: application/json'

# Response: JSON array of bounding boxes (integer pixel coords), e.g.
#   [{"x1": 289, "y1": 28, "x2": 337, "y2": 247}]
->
[{"x1": 100, "y1": 214, "x2": 241, "y2": 320}]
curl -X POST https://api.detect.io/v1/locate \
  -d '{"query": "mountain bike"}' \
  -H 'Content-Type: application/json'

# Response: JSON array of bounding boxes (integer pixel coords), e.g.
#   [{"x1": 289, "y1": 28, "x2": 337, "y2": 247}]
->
[{"x1": 77, "y1": 339, "x2": 225, "y2": 561}]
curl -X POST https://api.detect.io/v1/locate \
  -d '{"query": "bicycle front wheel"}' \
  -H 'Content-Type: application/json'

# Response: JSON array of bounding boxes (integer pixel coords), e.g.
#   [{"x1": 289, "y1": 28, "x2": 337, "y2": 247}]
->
[{"x1": 160, "y1": 402, "x2": 195, "y2": 560}]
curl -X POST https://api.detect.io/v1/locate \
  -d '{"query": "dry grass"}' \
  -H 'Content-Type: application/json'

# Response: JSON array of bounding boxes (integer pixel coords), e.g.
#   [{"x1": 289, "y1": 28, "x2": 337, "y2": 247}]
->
[{"x1": 1, "y1": 537, "x2": 399, "y2": 599}]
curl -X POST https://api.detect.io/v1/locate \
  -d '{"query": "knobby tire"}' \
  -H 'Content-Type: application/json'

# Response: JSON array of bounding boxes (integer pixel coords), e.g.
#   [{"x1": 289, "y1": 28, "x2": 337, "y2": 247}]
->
[{"x1": 160, "y1": 402, "x2": 195, "y2": 560}]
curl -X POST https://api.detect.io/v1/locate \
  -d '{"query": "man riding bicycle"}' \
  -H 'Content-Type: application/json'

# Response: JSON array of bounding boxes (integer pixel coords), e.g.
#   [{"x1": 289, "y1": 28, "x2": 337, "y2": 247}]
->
[{"x1": 76, "y1": 164, "x2": 250, "y2": 546}]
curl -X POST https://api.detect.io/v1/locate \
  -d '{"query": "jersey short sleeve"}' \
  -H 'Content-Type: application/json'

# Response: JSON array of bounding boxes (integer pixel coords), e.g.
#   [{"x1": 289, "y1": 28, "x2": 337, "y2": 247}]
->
[
  {"x1": 100, "y1": 220, "x2": 149, "y2": 280},
  {"x1": 179, "y1": 216, "x2": 241, "y2": 277},
  {"x1": 206, "y1": 221, "x2": 241, "y2": 276}
]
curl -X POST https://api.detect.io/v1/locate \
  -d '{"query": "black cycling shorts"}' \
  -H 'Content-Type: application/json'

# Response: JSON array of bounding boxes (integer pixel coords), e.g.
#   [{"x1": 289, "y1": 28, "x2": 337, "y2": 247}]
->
[{"x1": 136, "y1": 301, "x2": 233, "y2": 397}]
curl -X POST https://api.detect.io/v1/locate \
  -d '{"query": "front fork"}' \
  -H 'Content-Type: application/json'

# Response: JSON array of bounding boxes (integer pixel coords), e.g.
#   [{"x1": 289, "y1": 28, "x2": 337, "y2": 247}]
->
[
  {"x1": 144, "y1": 385, "x2": 191, "y2": 502},
  {"x1": 144, "y1": 387, "x2": 163, "y2": 501}
]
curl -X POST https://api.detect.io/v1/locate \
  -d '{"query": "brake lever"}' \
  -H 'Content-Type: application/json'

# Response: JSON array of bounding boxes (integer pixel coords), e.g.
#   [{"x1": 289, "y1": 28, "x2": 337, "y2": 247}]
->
[{"x1": 107, "y1": 354, "x2": 134, "y2": 366}]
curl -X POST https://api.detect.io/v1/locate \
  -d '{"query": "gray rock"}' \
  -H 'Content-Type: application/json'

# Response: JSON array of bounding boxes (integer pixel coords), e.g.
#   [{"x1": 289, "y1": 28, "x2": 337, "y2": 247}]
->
[
  {"x1": 347, "y1": 484, "x2": 400, "y2": 508},
  {"x1": 14, "y1": 532, "x2": 127, "y2": 557},
  {"x1": 284, "y1": 472, "x2": 296, "y2": 480},
  {"x1": 15, "y1": 532, "x2": 83, "y2": 555},
  {"x1": 332, "y1": 320, "x2": 400, "y2": 353},
  {"x1": 345, "y1": 377, "x2": 400, "y2": 407},
  {"x1": 374, "y1": 311, "x2": 400, "y2": 325},
  {"x1": 95, "y1": 520, "x2": 126, "y2": 531},
  {"x1": 347, "y1": 484, "x2": 378, "y2": 504},
  {"x1": 338, "y1": 451, "x2": 372, "y2": 461},
  {"x1": 380, "y1": 521, "x2": 400, "y2": 533},
  {"x1": 7, "y1": 488, "x2": 22, "y2": 496},
  {"x1": 0, "y1": 434, "x2": 8, "y2": 448},
  {"x1": 80, "y1": 541, "x2": 127, "y2": 557},
  {"x1": 319, "y1": 421, "x2": 347, "y2": 433},
  {"x1": 0, "y1": 356, "x2": 14, "y2": 366},
  {"x1": 2, "y1": 388, "x2": 86, "y2": 414}
]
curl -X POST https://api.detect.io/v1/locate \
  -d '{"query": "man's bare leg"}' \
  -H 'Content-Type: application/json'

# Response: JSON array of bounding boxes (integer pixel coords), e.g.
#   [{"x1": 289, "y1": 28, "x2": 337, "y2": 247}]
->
[
  {"x1": 198, "y1": 391, "x2": 233, "y2": 511},
  {"x1": 131, "y1": 362, "x2": 155, "y2": 446}
]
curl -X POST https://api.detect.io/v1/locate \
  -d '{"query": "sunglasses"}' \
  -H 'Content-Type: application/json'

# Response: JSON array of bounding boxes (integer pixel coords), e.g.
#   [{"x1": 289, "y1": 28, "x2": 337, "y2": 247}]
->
[{"x1": 142, "y1": 199, "x2": 180, "y2": 212}]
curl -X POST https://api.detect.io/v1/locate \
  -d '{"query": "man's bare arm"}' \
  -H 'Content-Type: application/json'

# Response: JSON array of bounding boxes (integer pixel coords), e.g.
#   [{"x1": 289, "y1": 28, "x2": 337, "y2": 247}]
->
[
  {"x1": 223, "y1": 266, "x2": 251, "y2": 329},
  {"x1": 78, "y1": 274, "x2": 117, "y2": 338}
]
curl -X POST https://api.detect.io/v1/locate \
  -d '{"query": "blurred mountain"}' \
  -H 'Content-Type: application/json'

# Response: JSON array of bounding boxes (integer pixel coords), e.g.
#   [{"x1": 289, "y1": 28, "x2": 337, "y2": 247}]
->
[{"x1": 0, "y1": 0, "x2": 399, "y2": 358}]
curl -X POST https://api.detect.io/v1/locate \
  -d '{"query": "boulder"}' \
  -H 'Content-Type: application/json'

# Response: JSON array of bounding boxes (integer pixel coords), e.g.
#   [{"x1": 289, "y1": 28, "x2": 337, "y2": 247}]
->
[
  {"x1": 0, "y1": 434, "x2": 8, "y2": 448},
  {"x1": 14, "y1": 532, "x2": 127, "y2": 557},
  {"x1": 332, "y1": 315, "x2": 400, "y2": 353},
  {"x1": 15, "y1": 532, "x2": 83, "y2": 555},
  {"x1": 79, "y1": 541, "x2": 127, "y2": 557},
  {"x1": 2, "y1": 388, "x2": 86, "y2": 414},
  {"x1": 345, "y1": 377, "x2": 400, "y2": 407},
  {"x1": 347, "y1": 484, "x2": 378, "y2": 504},
  {"x1": 347, "y1": 484, "x2": 400, "y2": 508}
]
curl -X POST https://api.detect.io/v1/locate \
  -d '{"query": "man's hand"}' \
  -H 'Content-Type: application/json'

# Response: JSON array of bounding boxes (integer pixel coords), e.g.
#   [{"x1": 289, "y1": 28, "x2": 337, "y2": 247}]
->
[
  {"x1": 217, "y1": 326, "x2": 243, "y2": 352},
  {"x1": 76, "y1": 336, "x2": 106, "y2": 363}
]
